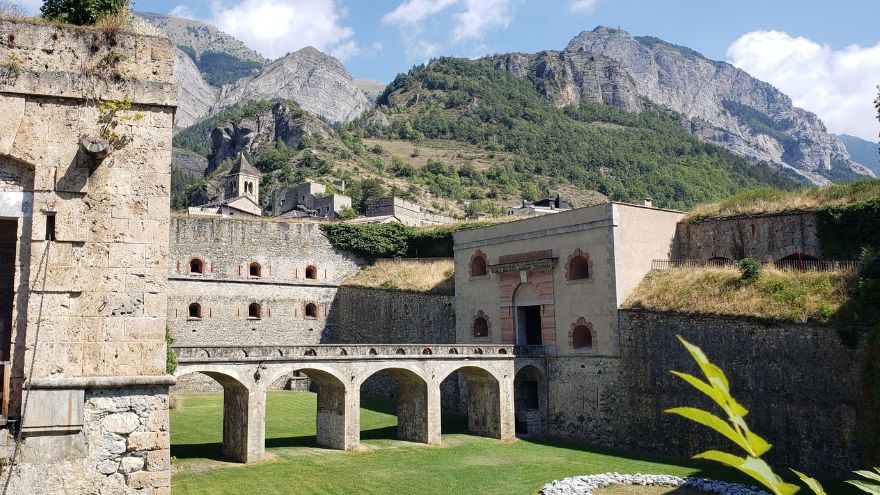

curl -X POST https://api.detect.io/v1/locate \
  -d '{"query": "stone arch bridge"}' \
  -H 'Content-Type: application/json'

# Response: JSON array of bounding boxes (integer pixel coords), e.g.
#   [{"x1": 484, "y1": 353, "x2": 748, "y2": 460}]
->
[{"x1": 172, "y1": 344, "x2": 520, "y2": 462}]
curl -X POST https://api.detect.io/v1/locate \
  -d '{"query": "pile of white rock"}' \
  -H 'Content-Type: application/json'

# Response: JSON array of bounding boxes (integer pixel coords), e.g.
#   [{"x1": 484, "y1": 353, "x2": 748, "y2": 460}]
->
[{"x1": 540, "y1": 473, "x2": 771, "y2": 495}]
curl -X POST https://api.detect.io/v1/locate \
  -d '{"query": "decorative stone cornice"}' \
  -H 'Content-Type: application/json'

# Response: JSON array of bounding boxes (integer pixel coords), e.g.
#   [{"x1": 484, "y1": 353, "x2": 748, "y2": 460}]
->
[{"x1": 490, "y1": 257, "x2": 558, "y2": 274}]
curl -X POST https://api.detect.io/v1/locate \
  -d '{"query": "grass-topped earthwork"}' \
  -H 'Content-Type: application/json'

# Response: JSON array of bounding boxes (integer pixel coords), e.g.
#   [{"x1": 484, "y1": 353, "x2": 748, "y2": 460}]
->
[
  {"x1": 625, "y1": 267, "x2": 855, "y2": 324},
  {"x1": 684, "y1": 179, "x2": 880, "y2": 222},
  {"x1": 342, "y1": 259, "x2": 454, "y2": 295}
]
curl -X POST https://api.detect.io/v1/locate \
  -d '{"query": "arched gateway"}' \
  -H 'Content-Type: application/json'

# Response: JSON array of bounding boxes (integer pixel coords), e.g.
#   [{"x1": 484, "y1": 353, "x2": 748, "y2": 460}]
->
[{"x1": 173, "y1": 344, "x2": 516, "y2": 462}]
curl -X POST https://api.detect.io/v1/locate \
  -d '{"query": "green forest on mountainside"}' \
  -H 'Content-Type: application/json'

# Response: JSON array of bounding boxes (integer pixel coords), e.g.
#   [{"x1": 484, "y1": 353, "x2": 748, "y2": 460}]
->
[
  {"x1": 178, "y1": 45, "x2": 263, "y2": 87},
  {"x1": 345, "y1": 57, "x2": 805, "y2": 210},
  {"x1": 172, "y1": 57, "x2": 809, "y2": 213}
]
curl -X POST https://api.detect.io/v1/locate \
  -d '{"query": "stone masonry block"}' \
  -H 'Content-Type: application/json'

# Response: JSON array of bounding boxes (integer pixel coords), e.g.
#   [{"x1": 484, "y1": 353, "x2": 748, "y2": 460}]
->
[
  {"x1": 108, "y1": 243, "x2": 145, "y2": 268},
  {"x1": 145, "y1": 449, "x2": 170, "y2": 472},
  {"x1": 127, "y1": 470, "x2": 170, "y2": 490},
  {"x1": 127, "y1": 431, "x2": 168, "y2": 452}
]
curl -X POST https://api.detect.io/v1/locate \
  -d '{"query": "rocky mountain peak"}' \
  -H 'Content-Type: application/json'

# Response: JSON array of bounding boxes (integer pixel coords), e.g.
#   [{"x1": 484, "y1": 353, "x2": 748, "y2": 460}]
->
[
  {"x1": 558, "y1": 26, "x2": 874, "y2": 184},
  {"x1": 212, "y1": 46, "x2": 371, "y2": 125}
]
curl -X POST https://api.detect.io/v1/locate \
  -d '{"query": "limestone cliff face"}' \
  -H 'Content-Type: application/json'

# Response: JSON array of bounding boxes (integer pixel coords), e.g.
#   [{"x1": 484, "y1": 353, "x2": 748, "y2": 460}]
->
[
  {"x1": 207, "y1": 101, "x2": 331, "y2": 172},
  {"x1": 174, "y1": 49, "x2": 218, "y2": 130},
  {"x1": 492, "y1": 51, "x2": 642, "y2": 113},
  {"x1": 559, "y1": 27, "x2": 873, "y2": 184},
  {"x1": 213, "y1": 47, "x2": 371, "y2": 125}
]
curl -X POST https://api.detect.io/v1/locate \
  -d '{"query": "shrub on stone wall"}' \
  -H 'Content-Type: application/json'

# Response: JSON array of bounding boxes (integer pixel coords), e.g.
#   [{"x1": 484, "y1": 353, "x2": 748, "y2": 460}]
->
[
  {"x1": 165, "y1": 325, "x2": 177, "y2": 375},
  {"x1": 817, "y1": 197, "x2": 880, "y2": 260},
  {"x1": 40, "y1": 0, "x2": 129, "y2": 25},
  {"x1": 320, "y1": 221, "x2": 495, "y2": 258},
  {"x1": 319, "y1": 223, "x2": 412, "y2": 258}
]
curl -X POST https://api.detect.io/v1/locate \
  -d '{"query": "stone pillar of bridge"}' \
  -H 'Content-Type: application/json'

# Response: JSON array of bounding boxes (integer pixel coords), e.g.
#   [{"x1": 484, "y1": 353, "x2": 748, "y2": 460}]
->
[
  {"x1": 425, "y1": 380, "x2": 442, "y2": 445},
  {"x1": 395, "y1": 373, "x2": 430, "y2": 444},
  {"x1": 498, "y1": 373, "x2": 516, "y2": 441},
  {"x1": 222, "y1": 386, "x2": 266, "y2": 463},
  {"x1": 307, "y1": 370, "x2": 357, "y2": 451}
]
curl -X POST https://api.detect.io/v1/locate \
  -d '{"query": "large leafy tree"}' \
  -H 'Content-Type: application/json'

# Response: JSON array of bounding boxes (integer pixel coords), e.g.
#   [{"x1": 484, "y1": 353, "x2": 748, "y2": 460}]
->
[{"x1": 40, "y1": 0, "x2": 128, "y2": 25}]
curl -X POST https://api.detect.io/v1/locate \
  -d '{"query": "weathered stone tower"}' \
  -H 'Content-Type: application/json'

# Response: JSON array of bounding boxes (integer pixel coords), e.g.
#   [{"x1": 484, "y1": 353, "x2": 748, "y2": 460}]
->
[
  {"x1": 224, "y1": 153, "x2": 260, "y2": 204},
  {"x1": 0, "y1": 19, "x2": 176, "y2": 494}
]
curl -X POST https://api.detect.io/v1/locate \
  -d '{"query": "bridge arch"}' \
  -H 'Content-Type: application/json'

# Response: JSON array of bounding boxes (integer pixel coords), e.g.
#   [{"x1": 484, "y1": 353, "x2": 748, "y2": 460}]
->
[
  {"x1": 359, "y1": 367, "x2": 433, "y2": 444},
  {"x1": 439, "y1": 365, "x2": 506, "y2": 439},
  {"x1": 173, "y1": 366, "x2": 263, "y2": 463},
  {"x1": 514, "y1": 364, "x2": 547, "y2": 435},
  {"x1": 261, "y1": 364, "x2": 355, "y2": 451}
]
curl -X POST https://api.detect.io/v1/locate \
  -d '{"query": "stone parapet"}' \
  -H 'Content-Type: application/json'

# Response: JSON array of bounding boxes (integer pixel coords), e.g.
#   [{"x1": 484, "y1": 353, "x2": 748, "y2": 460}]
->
[
  {"x1": 0, "y1": 20, "x2": 176, "y2": 106},
  {"x1": 174, "y1": 343, "x2": 514, "y2": 362}
]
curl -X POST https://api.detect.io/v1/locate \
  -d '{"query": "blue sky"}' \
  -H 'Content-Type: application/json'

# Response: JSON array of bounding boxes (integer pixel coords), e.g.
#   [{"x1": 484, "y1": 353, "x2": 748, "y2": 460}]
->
[{"x1": 12, "y1": 0, "x2": 880, "y2": 140}]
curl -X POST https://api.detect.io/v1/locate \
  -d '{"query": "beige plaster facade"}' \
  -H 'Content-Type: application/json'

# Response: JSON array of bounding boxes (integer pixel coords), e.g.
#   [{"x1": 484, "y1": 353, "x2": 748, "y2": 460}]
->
[{"x1": 453, "y1": 202, "x2": 683, "y2": 356}]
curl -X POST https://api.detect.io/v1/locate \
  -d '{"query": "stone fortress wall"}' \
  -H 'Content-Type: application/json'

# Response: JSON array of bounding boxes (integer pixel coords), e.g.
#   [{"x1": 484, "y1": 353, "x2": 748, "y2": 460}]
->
[
  {"x1": 168, "y1": 216, "x2": 365, "y2": 392},
  {"x1": 0, "y1": 20, "x2": 176, "y2": 494},
  {"x1": 546, "y1": 310, "x2": 864, "y2": 476},
  {"x1": 365, "y1": 197, "x2": 454, "y2": 226},
  {"x1": 166, "y1": 202, "x2": 863, "y2": 475},
  {"x1": 168, "y1": 216, "x2": 364, "y2": 347},
  {"x1": 677, "y1": 212, "x2": 822, "y2": 261}
]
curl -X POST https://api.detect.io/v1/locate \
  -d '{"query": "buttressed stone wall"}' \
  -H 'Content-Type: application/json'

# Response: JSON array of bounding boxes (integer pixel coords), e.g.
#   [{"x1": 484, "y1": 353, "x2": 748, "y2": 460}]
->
[
  {"x1": 677, "y1": 212, "x2": 822, "y2": 262},
  {"x1": 0, "y1": 20, "x2": 175, "y2": 494},
  {"x1": 168, "y1": 216, "x2": 364, "y2": 347},
  {"x1": 544, "y1": 310, "x2": 864, "y2": 476},
  {"x1": 334, "y1": 286, "x2": 455, "y2": 344}
]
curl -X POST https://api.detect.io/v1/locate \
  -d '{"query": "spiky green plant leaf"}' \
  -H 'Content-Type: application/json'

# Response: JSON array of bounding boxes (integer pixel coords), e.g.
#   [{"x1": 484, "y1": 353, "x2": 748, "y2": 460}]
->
[
  {"x1": 670, "y1": 370, "x2": 726, "y2": 408},
  {"x1": 854, "y1": 470, "x2": 880, "y2": 484},
  {"x1": 666, "y1": 407, "x2": 767, "y2": 455},
  {"x1": 847, "y1": 469, "x2": 880, "y2": 494},
  {"x1": 675, "y1": 336, "x2": 748, "y2": 417},
  {"x1": 846, "y1": 480, "x2": 880, "y2": 495},
  {"x1": 694, "y1": 451, "x2": 800, "y2": 495},
  {"x1": 792, "y1": 469, "x2": 826, "y2": 494}
]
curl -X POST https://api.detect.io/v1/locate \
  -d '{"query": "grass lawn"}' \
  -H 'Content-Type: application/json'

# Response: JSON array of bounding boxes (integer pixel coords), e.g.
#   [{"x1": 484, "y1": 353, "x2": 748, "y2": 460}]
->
[{"x1": 170, "y1": 391, "x2": 855, "y2": 495}]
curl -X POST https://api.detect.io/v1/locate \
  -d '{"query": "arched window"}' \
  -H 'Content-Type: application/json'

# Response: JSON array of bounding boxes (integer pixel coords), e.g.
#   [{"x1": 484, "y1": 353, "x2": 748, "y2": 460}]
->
[
  {"x1": 188, "y1": 303, "x2": 202, "y2": 319},
  {"x1": 572, "y1": 325, "x2": 592, "y2": 349},
  {"x1": 473, "y1": 316, "x2": 489, "y2": 338},
  {"x1": 249, "y1": 262, "x2": 261, "y2": 278},
  {"x1": 305, "y1": 265, "x2": 318, "y2": 280},
  {"x1": 566, "y1": 248, "x2": 592, "y2": 281},
  {"x1": 248, "y1": 303, "x2": 261, "y2": 319},
  {"x1": 470, "y1": 250, "x2": 488, "y2": 277},
  {"x1": 305, "y1": 303, "x2": 318, "y2": 319},
  {"x1": 189, "y1": 258, "x2": 204, "y2": 274}
]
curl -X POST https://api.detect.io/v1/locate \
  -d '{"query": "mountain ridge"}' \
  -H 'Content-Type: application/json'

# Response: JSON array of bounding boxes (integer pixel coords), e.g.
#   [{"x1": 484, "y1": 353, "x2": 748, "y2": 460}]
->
[
  {"x1": 562, "y1": 26, "x2": 872, "y2": 184},
  {"x1": 837, "y1": 134, "x2": 880, "y2": 175},
  {"x1": 212, "y1": 47, "x2": 372, "y2": 125}
]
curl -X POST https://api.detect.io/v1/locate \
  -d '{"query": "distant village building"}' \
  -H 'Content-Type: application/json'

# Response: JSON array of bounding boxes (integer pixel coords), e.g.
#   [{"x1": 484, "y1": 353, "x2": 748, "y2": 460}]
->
[
  {"x1": 361, "y1": 197, "x2": 455, "y2": 226},
  {"x1": 507, "y1": 195, "x2": 570, "y2": 217},
  {"x1": 188, "y1": 153, "x2": 263, "y2": 218},
  {"x1": 272, "y1": 181, "x2": 352, "y2": 220}
]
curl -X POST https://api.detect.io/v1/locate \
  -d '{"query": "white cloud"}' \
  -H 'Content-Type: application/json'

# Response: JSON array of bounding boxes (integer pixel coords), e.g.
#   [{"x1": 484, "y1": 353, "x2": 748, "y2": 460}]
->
[
  {"x1": 382, "y1": 0, "x2": 459, "y2": 27},
  {"x1": 727, "y1": 30, "x2": 880, "y2": 141},
  {"x1": 208, "y1": 0, "x2": 357, "y2": 60},
  {"x1": 8, "y1": 0, "x2": 42, "y2": 15},
  {"x1": 568, "y1": 0, "x2": 599, "y2": 12},
  {"x1": 383, "y1": 0, "x2": 513, "y2": 56},
  {"x1": 168, "y1": 5, "x2": 197, "y2": 20},
  {"x1": 451, "y1": 0, "x2": 511, "y2": 42}
]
